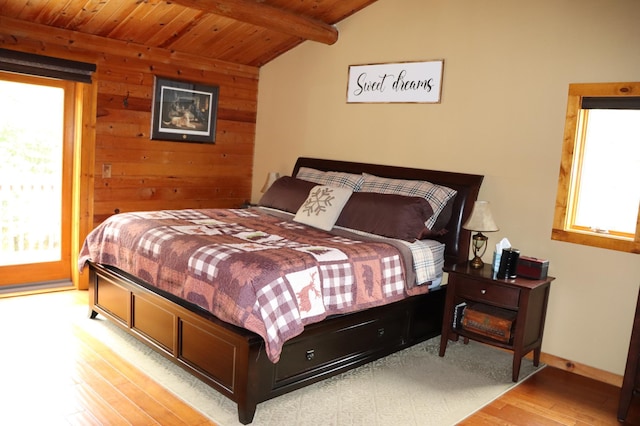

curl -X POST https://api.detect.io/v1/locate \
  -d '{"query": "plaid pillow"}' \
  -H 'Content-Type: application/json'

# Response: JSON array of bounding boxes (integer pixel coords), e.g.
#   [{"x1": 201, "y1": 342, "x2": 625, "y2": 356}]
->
[
  {"x1": 296, "y1": 167, "x2": 364, "y2": 191},
  {"x1": 360, "y1": 173, "x2": 457, "y2": 230}
]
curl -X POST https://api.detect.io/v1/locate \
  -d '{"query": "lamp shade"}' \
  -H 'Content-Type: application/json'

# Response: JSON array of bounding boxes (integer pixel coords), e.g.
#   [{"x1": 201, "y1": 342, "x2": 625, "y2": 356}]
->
[
  {"x1": 462, "y1": 201, "x2": 499, "y2": 232},
  {"x1": 261, "y1": 171, "x2": 281, "y2": 193}
]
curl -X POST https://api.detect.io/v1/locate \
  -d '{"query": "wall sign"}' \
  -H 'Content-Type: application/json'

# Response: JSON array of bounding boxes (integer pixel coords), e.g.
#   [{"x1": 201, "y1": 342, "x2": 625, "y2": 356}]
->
[{"x1": 346, "y1": 60, "x2": 444, "y2": 104}]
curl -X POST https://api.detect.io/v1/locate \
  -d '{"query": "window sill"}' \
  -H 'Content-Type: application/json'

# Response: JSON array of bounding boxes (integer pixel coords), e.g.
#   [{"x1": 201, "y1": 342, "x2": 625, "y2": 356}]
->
[{"x1": 551, "y1": 228, "x2": 639, "y2": 254}]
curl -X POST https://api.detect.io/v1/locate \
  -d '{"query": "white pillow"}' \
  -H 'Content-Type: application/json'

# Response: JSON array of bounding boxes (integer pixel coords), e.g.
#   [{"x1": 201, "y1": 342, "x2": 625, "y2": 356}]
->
[{"x1": 293, "y1": 186, "x2": 353, "y2": 231}]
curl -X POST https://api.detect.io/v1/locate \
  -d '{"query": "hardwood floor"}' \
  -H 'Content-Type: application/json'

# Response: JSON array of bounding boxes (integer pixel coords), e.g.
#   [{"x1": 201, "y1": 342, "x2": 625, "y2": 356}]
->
[
  {"x1": 0, "y1": 289, "x2": 638, "y2": 425},
  {"x1": 0, "y1": 289, "x2": 215, "y2": 426},
  {"x1": 463, "y1": 367, "x2": 640, "y2": 425}
]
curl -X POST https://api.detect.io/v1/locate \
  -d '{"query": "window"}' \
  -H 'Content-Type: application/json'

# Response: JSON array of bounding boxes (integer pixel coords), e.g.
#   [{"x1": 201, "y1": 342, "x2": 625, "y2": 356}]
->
[{"x1": 552, "y1": 82, "x2": 640, "y2": 254}]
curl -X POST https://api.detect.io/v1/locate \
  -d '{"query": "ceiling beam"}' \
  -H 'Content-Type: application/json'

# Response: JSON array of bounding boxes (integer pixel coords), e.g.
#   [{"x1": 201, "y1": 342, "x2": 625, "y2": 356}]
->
[{"x1": 170, "y1": 0, "x2": 338, "y2": 45}]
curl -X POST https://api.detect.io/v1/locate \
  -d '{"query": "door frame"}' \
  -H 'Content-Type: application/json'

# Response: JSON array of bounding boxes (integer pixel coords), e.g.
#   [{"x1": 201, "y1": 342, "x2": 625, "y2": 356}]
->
[
  {"x1": 0, "y1": 72, "x2": 96, "y2": 290},
  {"x1": 72, "y1": 81, "x2": 97, "y2": 290}
]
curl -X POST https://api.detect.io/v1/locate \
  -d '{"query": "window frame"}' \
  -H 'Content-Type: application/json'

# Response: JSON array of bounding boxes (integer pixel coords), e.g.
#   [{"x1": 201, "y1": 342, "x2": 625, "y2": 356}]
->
[{"x1": 552, "y1": 82, "x2": 640, "y2": 254}]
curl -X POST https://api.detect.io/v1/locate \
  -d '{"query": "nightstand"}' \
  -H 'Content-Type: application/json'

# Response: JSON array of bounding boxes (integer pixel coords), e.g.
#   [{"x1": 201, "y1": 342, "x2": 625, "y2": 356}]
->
[{"x1": 439, "y1": 262, "x2": 555, "y2": 382}]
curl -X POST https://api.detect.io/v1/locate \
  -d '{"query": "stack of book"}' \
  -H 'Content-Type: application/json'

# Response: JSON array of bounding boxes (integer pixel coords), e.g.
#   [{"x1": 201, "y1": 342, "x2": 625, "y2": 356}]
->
[{"x1": 460, "y1": 303, "x2": 516, "y2": 343}]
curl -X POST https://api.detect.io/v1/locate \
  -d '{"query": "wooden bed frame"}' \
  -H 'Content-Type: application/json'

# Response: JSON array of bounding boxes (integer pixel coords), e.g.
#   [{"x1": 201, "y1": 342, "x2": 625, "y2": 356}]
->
[{"x1": 87, "y1": 157, "x2": 483, "y2": 424}]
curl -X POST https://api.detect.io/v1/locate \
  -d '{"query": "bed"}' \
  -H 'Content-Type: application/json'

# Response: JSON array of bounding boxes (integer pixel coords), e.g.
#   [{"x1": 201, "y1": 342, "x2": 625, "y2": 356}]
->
[{"x1": 80, "y1": 157, "x2": 483, "y2": 424}]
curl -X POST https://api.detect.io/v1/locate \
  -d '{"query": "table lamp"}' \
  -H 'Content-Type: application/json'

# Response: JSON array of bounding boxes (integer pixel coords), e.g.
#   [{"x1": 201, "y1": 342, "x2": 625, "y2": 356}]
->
[
  {"x1": 261, "y1": 171, "x2": 280, "y2": 193},
  {"x1": 462, "y1": 201, "x2": 499, "y2": 268}
]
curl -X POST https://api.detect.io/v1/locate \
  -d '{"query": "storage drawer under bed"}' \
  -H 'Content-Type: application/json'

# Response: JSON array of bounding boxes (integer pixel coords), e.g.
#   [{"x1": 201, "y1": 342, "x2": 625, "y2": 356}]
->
[{"x1": 274, "y1": 308, "x2": 405, "y2": 384}]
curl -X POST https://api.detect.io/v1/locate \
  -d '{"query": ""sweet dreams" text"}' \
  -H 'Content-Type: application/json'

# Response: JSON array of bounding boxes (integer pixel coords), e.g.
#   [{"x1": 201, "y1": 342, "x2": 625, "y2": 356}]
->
[{"x1": 352, "y1": 70, "x2": 435, "y2": 96}]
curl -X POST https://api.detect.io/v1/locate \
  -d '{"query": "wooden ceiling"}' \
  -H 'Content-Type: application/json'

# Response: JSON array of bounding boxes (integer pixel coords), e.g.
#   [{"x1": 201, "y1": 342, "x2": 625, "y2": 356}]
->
[{"x1": 0, "y1": 0, "x2": 378, "y2": 67}]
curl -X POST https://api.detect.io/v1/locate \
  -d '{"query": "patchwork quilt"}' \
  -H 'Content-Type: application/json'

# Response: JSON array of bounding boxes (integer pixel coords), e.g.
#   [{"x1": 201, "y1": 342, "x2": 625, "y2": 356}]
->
[{"x1": 79, "y1": 208, "x2": 427, "y2": 363}]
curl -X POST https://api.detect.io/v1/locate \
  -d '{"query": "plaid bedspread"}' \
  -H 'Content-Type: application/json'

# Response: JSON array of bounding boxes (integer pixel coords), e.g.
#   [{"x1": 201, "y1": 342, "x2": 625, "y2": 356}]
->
[{"x1": 78, "y1": 208, "x2": 426, "y2": 363}]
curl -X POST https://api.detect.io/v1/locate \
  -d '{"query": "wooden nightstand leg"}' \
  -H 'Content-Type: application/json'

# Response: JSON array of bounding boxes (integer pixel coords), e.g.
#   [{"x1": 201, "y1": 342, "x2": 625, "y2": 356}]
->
[
  {"x1": 439, "y1": 333, "x2": 448, "y2": 356},
  {"x1": 512, "y1": 355, "x2": 522, "y2": 382},
  {"x1": 533, "y1": 347, "x2": 541, "y2": 367}
]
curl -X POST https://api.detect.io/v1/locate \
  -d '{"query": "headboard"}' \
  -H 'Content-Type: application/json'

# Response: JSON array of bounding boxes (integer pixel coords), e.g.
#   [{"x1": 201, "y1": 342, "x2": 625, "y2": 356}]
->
[{"x1": 292, "y1": 157, "x2": 484, "y2": 266}]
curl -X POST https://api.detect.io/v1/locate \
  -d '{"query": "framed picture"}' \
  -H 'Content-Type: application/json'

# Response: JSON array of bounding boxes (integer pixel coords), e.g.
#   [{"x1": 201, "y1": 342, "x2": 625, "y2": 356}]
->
[{"x1": 151, "y1": 77, "x2": 219, "y2": 143}]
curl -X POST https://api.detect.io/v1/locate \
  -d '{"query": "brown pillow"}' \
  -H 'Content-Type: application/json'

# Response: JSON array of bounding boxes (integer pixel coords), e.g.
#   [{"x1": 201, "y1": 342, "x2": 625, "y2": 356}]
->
[
  {"x1": 336, "y1": 192, "x2": 434, "y2": 241},
  {"x1": 258, "y1": 176, "x2": 318, "y2": 213}
]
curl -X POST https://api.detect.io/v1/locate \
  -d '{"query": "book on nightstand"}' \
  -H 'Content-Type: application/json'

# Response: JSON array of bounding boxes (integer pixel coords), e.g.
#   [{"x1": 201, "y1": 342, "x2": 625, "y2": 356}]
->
[{"x1": 453, "y1": 302, "x2": 467, "y2": 329}]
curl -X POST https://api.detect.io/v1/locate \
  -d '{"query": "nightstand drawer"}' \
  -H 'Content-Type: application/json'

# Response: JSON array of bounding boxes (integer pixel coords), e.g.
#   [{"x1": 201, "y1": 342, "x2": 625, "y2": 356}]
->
[{"x1": 456, "y1": 279, "x2": 520, "y2": 309}]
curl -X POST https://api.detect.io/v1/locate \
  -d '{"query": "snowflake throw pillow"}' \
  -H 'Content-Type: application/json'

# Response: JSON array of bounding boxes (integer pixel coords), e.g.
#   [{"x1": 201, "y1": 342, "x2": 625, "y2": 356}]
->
[{"x1": 293, "y1": 185, "x2": 353, "y2": 231}]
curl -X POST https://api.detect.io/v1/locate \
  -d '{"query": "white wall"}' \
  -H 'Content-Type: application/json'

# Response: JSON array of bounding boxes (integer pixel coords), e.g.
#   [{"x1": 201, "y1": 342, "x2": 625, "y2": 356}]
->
[{"x1": 253, "y1": 0, "x2": 640, "y2": 376}]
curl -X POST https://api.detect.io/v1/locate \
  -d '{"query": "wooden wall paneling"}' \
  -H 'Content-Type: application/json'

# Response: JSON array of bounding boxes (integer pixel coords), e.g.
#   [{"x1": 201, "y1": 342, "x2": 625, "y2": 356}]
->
[
  {"x1": 1, "y1": 16, "x2": 259, "y2": 250},
  {"x1": 95, "y1": 132, "x2": 254, "y2": 154}
]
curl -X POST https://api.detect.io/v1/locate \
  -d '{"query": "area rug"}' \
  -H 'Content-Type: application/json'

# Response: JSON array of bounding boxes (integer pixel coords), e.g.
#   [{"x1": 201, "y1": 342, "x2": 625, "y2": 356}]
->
[{"x1": 78, "y1": 309, "x2": 543, "y2": 426}]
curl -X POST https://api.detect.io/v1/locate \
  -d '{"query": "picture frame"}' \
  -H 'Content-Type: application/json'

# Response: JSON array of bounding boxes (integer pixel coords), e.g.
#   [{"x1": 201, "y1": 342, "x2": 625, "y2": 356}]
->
[
  {"x1": 151, "y1": 76, "x2": 219, "y2": 143},
  {"x1": 346, "y1": 59, "x2": 444, "y2": 104}
]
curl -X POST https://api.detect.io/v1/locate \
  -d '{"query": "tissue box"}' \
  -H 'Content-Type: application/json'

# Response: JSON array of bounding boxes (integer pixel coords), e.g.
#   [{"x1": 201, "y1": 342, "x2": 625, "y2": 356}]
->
[
  {"x1": 516, "y1": 256, "x2": 549, "y2": 280},
  {"x1": 492, "y1": 251, "x2": 501, "y2": 272}
]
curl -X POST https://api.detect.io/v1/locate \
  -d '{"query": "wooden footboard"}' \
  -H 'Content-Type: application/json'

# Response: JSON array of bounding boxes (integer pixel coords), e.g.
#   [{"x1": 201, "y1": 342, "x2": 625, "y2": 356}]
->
[{"x1": 88, "y1": 261, "x2": 446, "y2": 424}]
